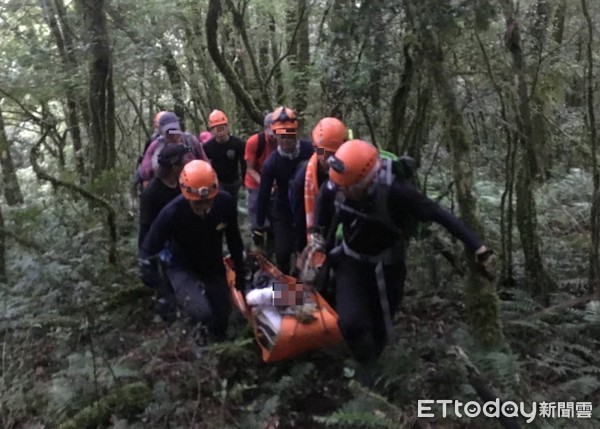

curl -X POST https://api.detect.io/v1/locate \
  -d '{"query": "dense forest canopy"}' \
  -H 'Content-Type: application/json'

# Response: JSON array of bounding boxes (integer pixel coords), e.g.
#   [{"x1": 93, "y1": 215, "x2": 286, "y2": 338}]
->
[{"x1": 0, "y1": 0, "x2": 599, "y2": 428}]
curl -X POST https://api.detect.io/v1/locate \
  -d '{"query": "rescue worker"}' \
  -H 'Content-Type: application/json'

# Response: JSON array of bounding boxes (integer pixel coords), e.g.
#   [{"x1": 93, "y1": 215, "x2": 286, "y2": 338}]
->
[
  {"x1": 138, "y1": 112, "x2": 207, "y2": 184},
  {"x1": 133, "y1": 111, "x2": 166, "y2": 190},
  {"x1": 138, "y1": 145, "x2": 188, "y2": 321},
  {"x1": 253, "y1": 107, "x2": 314, "y2": 274},
  {"x1": 244, "y1": 112, "x2": 277, "y2": 231},
  {"x1": 313, "y1": 140, "x2": 496, "y2": 372},
  {"x1": 138, "y1": 144, "x2": 188, "y2": 247},
  {"x1": 140, "y1": 160, "x2": 246, "y2": 341},
  {"x1": 290, "y1": 117, "x2": 347, "y2": 252},
  {"x1": 202, "y1": 110, "x2": 246, "y2": 206}
]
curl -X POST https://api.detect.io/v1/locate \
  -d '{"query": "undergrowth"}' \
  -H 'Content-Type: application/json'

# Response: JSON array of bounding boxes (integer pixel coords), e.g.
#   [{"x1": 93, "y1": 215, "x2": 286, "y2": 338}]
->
[{"x1": 0, "y1": 167, "x2": 599, "y2": 428}]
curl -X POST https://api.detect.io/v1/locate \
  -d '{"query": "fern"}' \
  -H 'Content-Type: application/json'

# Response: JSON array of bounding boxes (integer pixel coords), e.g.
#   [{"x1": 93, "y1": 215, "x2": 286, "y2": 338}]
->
[
  {"x1": 314, "y1": 411, "x2": 400, "y2": 428},
  {"x1": 584, "y1": 301, "x2": 600, "y2": 324},
  {"x1": 271, "y1": 362, "x2": 315, "y2": 395}
]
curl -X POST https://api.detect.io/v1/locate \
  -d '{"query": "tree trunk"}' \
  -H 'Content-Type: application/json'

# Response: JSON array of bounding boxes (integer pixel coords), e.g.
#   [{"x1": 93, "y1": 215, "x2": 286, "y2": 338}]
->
[
  {"x1": 161, "y1": 45, "x2": 186, "y2": 127},
  {"x1": 0, "y1": 203, "x2": 5, "y2": 283},
  {"x1": 77, "y1": 0, "x2": 116, "y2": 178},
  {"x1": 386, "y1": 44, "x2": 414, "y2": 154},
  {"x1": 322, "y1": 0, "x2": 354, "y2": 119},
  {"x1": 293, "y1": 0, "x2": 310, "y2": 132},
  {"x1": 552, "y1": 0, "x2": 567, "y2": 45},
  {"x1": 413, "y1": 2, "x2": 505, "y2": 349},
  {"x1": 41, "y1": 0, "x2": 86, "y2": 177},
  {"x1": 581, "y1": 0, "x2": 600, "y2": 293},
  {"x1": 501, "y1": 7, "x2": 556, "y2": 301},
  {"x1": 206, "y1": 0, "x2": 262, "y2": 125},
  {"x1": 225, "y1": 0, "x2": 269, "y2": 109},
  {"x1": 186, "y1": 2, "x2": 224, "y2": 119},
  {"x1": 269, "y1": 15, "x2": 285, "y2": 105},
  {"x1": 0, "y1": 103, "x2": 24, "y2": 206}
]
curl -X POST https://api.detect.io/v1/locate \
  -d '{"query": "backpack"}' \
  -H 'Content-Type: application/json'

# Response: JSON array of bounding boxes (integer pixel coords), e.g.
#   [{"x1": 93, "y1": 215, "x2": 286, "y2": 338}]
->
[
  {"x1": 334, "y1": 154, "x2": 429, "y2": 242},
  {"x1": 256, "y1": 132, "x2": 267, "y2": 161}
]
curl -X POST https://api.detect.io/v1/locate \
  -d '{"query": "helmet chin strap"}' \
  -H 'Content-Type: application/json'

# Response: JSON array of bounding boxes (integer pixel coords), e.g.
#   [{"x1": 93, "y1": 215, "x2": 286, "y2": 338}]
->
[{"x1": 277, "y1": 143, "x2": 300, "y2": 160}]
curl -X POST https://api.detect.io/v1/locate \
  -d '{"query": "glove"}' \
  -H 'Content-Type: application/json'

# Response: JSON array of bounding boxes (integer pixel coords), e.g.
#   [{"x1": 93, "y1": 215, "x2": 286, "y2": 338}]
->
[
  {"x1": 307, "y1": 233, "x2": 326, "y2": 251},
  {"x1": 476, "y1": 248, "x2": 496, "y2": 272}
]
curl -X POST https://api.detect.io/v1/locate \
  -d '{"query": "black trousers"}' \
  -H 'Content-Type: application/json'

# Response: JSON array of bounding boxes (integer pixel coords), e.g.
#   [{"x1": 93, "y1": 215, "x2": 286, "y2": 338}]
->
[
  {"x1": 220, "y1": 179, "x2": 242, "y2": 208},
  {"x1": 166, "y1": 267, "x2": 231, "y2": 340},
  {"x1": 271, "y1": 207, "x2": 295, "y2": 275},
  {"x1": 334, "y1": 254, "x2": 407, "y2": 364}
]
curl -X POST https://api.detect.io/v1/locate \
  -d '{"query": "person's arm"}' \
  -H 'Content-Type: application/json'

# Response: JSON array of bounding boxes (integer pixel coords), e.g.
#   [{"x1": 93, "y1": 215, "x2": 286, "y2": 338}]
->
[
  {"x1": 238, "y1": 138, "x2": 247, "y2": 181},
  {"x1": 256, "y1": 159, "x2": 275, "y2": 228},
  {"x1": 393, "y1": 181, "x2": 483, "y2": 251},
  {"x1": 224, "y1": 198, "x2": 246, "y2": 287},
  {"x1": 140, "y1": 202, "x2": 176, "y2": 260},
  {"x1": 138, "y1": 189, "x2": 155, "y2": 251},
  {"x1": 291, "y1": 166, "x2": 308, "y2": 251},
  {"x1": 314, "y1": 180, "x2": 337, "y2": 240},
  {"x1": 191, "y1": 135, "x2": 208, "y2": 161},
  {"x1": 244, "y1": 134, "x2": 261, "y2": 185}
]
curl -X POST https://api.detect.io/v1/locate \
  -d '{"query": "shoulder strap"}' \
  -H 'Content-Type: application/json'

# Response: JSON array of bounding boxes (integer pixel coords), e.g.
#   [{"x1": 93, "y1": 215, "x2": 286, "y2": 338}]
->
[
  {"x1": 333, "y1": 162, "x2": 403, "y2": 236},
  {"x1": 182, "y1": 133, "x2": 199, "y2": 159},
  {"x1": 256, "y1": 132, "x2": 267, "y2": 160}
]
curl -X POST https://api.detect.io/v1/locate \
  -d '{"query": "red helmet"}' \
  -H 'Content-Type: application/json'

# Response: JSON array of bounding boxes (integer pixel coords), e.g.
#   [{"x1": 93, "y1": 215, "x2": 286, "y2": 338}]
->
[
  {"x1": 271, "y1": 106, "x2": 298, "y2": 135},
  {"x1": 328, "y1": 140, "x2": 380, "y2": 189},
  {"x1": 179, "y1": 160, "x2": 219, "y2": 201},
  {"x1": 312, "y1": 117, "x2": 347, "y2": 153},
  {"x1": 208, "y1": 110, "x2": 228, "y2": 129}
]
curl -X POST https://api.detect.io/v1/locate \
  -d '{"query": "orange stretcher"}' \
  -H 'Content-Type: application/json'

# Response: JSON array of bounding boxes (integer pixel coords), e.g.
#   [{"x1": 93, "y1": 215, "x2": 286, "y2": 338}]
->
[{"x1": 225, "y1": 252, "x2": 343, "y2": 362}]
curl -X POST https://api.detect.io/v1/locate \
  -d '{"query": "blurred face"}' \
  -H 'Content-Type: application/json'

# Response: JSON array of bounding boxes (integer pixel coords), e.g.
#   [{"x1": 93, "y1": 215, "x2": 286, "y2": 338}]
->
[
  {"x1": 276, "y1": 133, "x2": 298, "y2": 154},
  {"x1": 189, "y1": 198, "x2": 215, "y2": 217},
  {"x1": 211, "y1": 124, "x2": 229, "y2": 143},
  {"x1": 316, "y1": 147, "x2": 336, "y2": 170},
  {"x1": 165, "y1": 130, "x2": 183, "y2": 144}
]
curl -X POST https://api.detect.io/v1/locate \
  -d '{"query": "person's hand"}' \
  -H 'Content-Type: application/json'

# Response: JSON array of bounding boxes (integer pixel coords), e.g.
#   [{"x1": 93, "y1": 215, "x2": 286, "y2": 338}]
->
[
  {"x1": 475, "y1": 246, "x2": 496, "y2": 272},
  {"x1": 252, "y1": 227, "x2": 265, "y2": 247},
  {"x1": 138, "y1": 258, "x2": 158, "y2": 288},
  {"x1": 307, "y1": 233, "x2": 326, "y2": 251}
]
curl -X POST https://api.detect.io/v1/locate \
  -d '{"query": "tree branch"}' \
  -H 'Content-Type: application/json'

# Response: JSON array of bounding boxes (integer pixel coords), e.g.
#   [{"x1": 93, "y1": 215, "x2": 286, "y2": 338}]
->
[
  {"x1": 206, "y1": 0, "x2": 263, "y2": 123},
  {"x1": 29, "y1": 128, "x2": 118, "y2": 264}
]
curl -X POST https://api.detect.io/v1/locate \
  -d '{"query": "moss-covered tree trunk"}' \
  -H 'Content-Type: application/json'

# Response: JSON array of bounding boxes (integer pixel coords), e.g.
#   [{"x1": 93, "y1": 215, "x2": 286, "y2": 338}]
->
[
  {"x1": 293, "y1": 0, "x2": 310, "y2": 132},
  {"x1": 0, "y1": 103, "x2": 24, "y2": 206},
  {"x1": 386, "y1": 44, "x2": 414, "y2": 154},
  {"x1": 77, "y1": 0, "x2": 116, "y2": 178},
  {"x1": 581, "y1": 0, "x2": 600, "y2": 293},
  {"x1": 187, "y1": 2, "x2": 223, "y2": 123},
  {"x1": 42, "y1": 0, "x2": 86, "y2": 178},
  {"x1": 206, "y1": 0, "x2": 262, "y2": 125},
  {"x1": 322, "y1": 0, "x2": 353, "y2": 119},
  {"x1": 0, "y1": 203, "x2": 5, "y2": 283},
  {"x1": 414, "y1": 7, "x2": 505, "y2": 349},
  {"x1": 161, "y1": 45, "x2": 186, "y2": 127},
  {"x1": 500, "y1": 6, "x2": 556, "y2": 301}
]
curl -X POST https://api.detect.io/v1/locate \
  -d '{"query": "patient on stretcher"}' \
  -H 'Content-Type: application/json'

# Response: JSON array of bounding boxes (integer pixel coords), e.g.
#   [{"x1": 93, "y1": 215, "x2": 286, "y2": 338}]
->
[{"x1": 245, "y1": 273, "x2": 317, "y2": 350}]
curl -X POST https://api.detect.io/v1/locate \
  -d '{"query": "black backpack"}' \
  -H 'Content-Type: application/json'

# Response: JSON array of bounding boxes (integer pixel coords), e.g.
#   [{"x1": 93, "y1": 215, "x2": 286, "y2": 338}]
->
[{"x1": 334, "y1": 155, "x2": 429, "y2": 242}]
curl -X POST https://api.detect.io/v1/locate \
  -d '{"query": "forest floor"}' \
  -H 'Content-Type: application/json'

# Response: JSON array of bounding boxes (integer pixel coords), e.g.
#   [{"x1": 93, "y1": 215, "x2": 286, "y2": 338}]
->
[{"x1": 1, "y1": 168, "x2": 599, "y2": 428}]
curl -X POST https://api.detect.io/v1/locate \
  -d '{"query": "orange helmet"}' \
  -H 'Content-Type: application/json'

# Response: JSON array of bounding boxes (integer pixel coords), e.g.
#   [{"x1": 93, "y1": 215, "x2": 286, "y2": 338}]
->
[
  {"x1": 208, "y1": 110, "x2": 228, "y2": 128},
  {"x1": 153, "y1": 111, "x2": 167, "y2": 129},
  {"x1": 328, "y1": 140, "x2": 380, "y2": 189},
  {"x1": 271, "y1": 106, "x2": 298, "y2": 135},
  {"x1": 179, "y1": 160, "x2": 219, "y2": 201},
  {"x1": 312, "y1": 117, "x2": 347, "y2": 152}
]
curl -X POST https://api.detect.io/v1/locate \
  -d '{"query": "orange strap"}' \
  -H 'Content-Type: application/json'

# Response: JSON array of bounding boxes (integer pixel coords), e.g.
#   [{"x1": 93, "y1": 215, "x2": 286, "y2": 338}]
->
[{"x1": 303, "y1": 153, "x2": 319, "y2": 238}]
